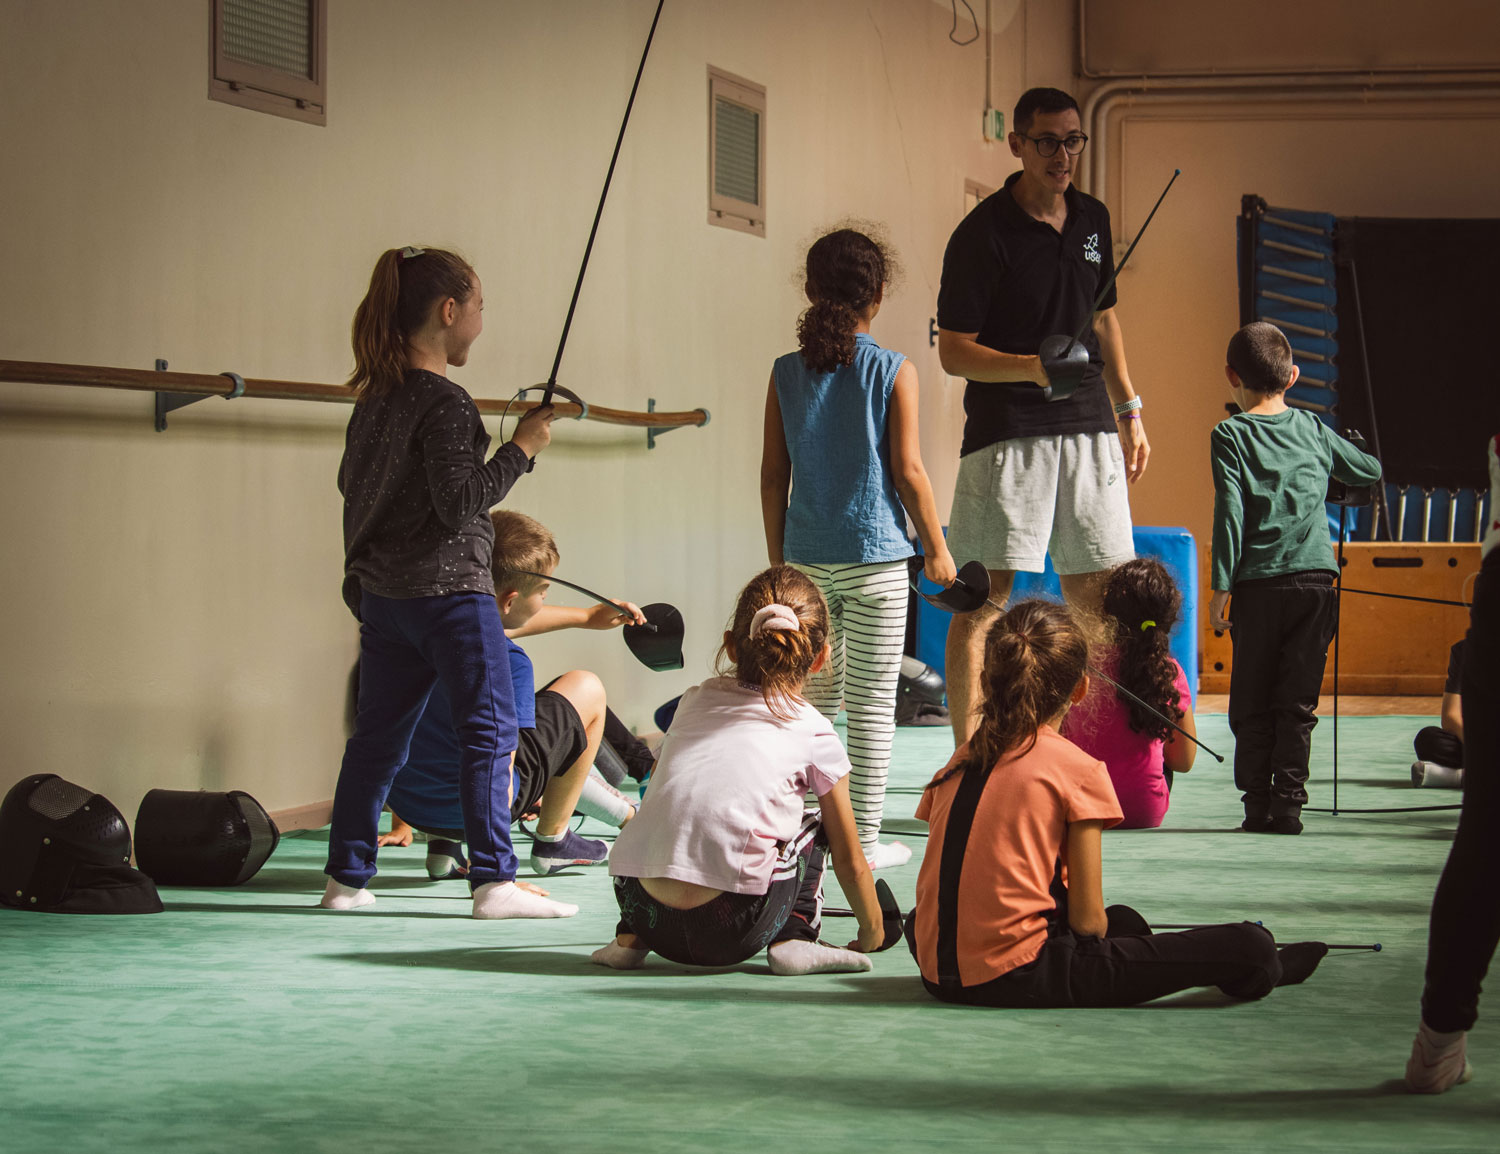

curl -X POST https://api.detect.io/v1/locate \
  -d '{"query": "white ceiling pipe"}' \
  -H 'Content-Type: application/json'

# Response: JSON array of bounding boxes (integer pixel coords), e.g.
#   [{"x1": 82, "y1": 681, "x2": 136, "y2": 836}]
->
[
  {"x1": 1074, "y1": 0, "x2": 1500, "y2": 82},
  {"x1": 1081, "y1": 78, "x2": 1500, "y2": 202}
]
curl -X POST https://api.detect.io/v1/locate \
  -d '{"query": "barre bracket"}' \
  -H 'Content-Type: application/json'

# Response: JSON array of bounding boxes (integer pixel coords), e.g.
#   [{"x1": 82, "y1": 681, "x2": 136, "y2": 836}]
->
[
  {"x1": 646, "y1": 397, "x2": 711, "y2": 450},
  {"x1": 153, "y1": 359, "x2": 246, "y2": 432}
]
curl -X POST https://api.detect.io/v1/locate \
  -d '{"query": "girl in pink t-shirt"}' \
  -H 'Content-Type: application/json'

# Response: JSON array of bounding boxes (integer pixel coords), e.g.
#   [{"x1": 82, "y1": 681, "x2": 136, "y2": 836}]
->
[
  {"x1": 1062, "y1": 558, "x2": 1197, "y2": 828},
  {"x1": 912, "y1": 599, "x2": 1326, "y2": 1007},
  {"x1": 591, "y1": 566, "x2": 887, "y2": 975}
]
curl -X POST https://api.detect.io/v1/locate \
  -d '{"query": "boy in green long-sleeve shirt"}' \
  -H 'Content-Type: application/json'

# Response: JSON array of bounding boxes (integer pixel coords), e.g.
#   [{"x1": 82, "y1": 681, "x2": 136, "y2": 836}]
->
[{"x1": 1209, "y1": 322, "x2": 1382, "y2": 834}]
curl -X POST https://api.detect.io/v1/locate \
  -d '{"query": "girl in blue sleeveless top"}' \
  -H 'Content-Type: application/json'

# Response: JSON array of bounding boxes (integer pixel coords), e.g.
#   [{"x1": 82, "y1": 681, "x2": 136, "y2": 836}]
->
[{"x1": 761, "y1": 227, "x2": 957, "y2": 869}]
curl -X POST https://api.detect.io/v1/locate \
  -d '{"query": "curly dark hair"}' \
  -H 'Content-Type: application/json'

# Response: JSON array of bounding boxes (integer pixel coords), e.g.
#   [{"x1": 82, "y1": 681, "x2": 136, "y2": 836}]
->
[
  {"x1": 796, "y1": 228, "x2": 891, "y2": 373},
  {"x1": 1102, "y1": 558, "x2": 1183, "y2": 740},
  {"x1": 928, "y1": 600, "x2": 1088, "y2": 789}
]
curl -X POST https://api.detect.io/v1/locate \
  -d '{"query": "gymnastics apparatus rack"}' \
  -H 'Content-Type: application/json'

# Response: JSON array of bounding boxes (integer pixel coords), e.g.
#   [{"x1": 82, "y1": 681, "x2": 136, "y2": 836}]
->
[{"x1": 0, "y1": 358, "x2": 710, "y2": 449}]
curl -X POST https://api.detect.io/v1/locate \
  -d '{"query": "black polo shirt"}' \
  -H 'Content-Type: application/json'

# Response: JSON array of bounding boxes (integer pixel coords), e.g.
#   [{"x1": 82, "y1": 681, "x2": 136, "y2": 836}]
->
[{"x1": 938, "y1": 171, "x2": 1117, "y2": 455}]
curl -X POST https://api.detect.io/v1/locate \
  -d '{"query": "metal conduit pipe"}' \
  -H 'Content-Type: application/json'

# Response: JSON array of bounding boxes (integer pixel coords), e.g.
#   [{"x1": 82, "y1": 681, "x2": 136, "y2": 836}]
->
[{"x1": 1081, "y1": 80, "x2": 1500, "y2": 200}]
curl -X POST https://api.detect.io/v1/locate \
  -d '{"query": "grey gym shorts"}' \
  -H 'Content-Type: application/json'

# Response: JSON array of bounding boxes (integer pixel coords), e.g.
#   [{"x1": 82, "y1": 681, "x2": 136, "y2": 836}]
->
[{"x1": 947, "y1": 431, "x2": 1135, "y2": 575}]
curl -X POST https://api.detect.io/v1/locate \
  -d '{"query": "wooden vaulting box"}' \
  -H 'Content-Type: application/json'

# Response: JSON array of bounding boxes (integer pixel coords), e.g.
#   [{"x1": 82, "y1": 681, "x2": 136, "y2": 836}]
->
[{"x1": 1201, "y1": 543, "x2": 1479, "y2": 695}]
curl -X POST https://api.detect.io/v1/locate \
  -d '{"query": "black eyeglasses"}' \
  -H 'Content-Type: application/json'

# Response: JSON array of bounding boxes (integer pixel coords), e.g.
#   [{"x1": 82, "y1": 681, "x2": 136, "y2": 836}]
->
[{"x1": 1022, "y1": 132, "x2": 1089, "y2": 158}]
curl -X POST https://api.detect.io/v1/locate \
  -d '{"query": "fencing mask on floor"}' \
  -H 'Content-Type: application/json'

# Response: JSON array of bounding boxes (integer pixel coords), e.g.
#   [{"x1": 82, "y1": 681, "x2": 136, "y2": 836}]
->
[
  {"x1": 0, "y1": 774, "x2": 163, "y2": 914},
  {"x1": 134, "y1": 789, "x2": 280, "y2": 886}
]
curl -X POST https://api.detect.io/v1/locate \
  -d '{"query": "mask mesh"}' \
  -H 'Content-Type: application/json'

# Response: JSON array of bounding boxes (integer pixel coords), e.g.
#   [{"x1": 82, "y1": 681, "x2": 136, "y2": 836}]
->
[
  {"x1": 231, "y1": 795, "x2": 280, "y2": 885},
  {"x1": 27, "y1": 777, "x2": 93, "y2": 821}
]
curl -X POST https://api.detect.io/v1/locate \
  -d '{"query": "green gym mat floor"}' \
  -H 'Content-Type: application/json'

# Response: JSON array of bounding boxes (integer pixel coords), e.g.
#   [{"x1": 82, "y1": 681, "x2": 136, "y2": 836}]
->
[{"x1": 2, "y1": 714, "x2": 1495, "y2": 1153}]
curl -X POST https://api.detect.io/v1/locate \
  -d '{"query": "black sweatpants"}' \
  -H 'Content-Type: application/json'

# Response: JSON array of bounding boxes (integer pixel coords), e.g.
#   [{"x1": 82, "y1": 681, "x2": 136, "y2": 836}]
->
[
  {"x1": 913, "y1": 904, "x2": 1283, "y2": 1008},
  {"x1": 1421, "y1": 551, "x2": 1500, "y2": 1033},
  {"x1": 612, "y1": 813, "x2": 824, "y2": 967},
  {"x1": 1228, "y1": 570, "x2": 1338, "y2": 820}
]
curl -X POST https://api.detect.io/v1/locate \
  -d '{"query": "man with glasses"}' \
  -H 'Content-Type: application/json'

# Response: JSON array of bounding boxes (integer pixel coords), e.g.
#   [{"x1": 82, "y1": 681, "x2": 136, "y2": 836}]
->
[{"x1": 937, "y1": 86, "x2": 1149, "y2": 745}]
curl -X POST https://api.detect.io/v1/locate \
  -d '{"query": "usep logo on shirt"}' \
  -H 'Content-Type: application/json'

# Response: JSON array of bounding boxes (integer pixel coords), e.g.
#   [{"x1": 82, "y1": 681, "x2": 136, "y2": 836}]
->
[{"x1": 1084, "y1": 233, "x2": 1101, "y2": 265}]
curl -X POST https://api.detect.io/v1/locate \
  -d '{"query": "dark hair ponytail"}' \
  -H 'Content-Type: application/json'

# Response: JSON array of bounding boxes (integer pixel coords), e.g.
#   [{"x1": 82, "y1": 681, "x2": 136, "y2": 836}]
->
[
  {"x1": 348, "y1": 246, "x2": 475, "y2": 400},
  {"x1": 1102, "y1": 558, "x2": 1183, "y2": 739},
  {"x1": 795, "y1": 228, "x2": 890, "y2": 373},
  {"x1": 929, "y1": 600, "x2": 1087, "y2": 788},
  {"x1": 716, "y1": 565, "x2": 829, "y2": 719}
]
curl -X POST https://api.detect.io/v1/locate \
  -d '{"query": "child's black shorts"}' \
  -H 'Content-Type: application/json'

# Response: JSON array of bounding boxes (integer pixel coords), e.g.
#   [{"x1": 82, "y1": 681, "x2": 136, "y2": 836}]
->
[{"x1": 512, "y1": 689, "x2": 588, "y2": 817}]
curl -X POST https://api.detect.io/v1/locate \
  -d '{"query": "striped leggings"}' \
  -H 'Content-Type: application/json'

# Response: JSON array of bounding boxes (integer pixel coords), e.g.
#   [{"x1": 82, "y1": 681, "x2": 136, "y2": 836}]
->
[{"x1": 792, "y1": 559, "x2": 909, "y2": 849}]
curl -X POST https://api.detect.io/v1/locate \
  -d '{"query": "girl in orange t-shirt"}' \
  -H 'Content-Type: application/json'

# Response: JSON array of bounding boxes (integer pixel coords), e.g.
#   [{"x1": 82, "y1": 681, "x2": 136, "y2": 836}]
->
[{"x1": 910, "y1": 599, "x2": 1327, "y2": 1007}]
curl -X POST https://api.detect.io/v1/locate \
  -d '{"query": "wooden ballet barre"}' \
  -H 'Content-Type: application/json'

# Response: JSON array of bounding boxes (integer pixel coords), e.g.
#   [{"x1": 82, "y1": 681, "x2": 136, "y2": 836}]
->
[{"x1": 0, "y1": 359, "x2": 711, "y2": 439}]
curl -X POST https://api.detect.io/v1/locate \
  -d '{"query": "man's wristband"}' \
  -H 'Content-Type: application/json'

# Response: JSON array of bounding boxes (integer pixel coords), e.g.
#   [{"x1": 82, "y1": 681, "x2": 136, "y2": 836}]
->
[{"x1": 1113, "y1": 396, "x2": 1142, "y2": 416}]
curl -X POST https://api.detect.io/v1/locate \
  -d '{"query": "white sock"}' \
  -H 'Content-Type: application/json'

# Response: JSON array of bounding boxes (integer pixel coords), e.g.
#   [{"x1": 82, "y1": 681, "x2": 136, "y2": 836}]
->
[
  {"x1": 1406, "y1": 1021, "x2": 1473, "y2": 1094},
  {"x1": 531, "y1": 827, "x2": 565, "y2": 844},
  {"x1": 319, "y1": 878, "x2": 375, "y2": 910},
  {"x1": 471, "y1": 880, "x2": 578, "y2": 920},
  {"x1": 767, "y1": 939, "x2": 874, "y2": 976},
  {"x1": 576, "y1": 772, "x2": 636, "y2": 827},
  {"x1": 1412, "y1": 761, "x2": 1464, "y2": 789},
  {"x1": 591, "y1": 940, "x2": 650, "y2": 969},
  {"x1": 865, "y1": 841, "x2": 913, "y2": 870}
]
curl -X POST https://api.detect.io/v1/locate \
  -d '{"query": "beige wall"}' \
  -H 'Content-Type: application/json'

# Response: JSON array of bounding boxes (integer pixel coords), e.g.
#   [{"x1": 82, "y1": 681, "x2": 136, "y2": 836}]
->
[
  {"x1": 0, "y1": 0, "x2": 1054, "y2": 820},
  {"x1": 1072, "y1": 0, "x2": 1500, "y2": 658},
  {"x1": 11, "y1": 0, "x2": 1492, "y2": 825},
  {"x1": 1092, "y1": 100, "x2": 1500, "y2": 590}
]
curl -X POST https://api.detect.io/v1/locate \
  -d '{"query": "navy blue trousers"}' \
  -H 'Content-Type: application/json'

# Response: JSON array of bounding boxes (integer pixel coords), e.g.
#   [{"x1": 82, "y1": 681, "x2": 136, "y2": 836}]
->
[{"x1": 326, "y1": 590, "x2": 519, "y2": 888}]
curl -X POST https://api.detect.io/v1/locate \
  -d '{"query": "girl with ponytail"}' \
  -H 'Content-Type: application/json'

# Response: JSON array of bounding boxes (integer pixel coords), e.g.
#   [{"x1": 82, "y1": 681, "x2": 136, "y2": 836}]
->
[
  {"x1": 322, "y1": 247, "x2": 567, "y2": 920},
  {"x1": 910, "y1": 599, "x2": 1327, "y2": 1007},
  {"x1": 762, "y1": 226, "x2": 957, "y2": 871},
  {"x1": 594, "y1": 566, "x2": 887, "y2": 976},
  {"x1": 1061, "y1": 558, "x2": 1198, "y2": 828}
]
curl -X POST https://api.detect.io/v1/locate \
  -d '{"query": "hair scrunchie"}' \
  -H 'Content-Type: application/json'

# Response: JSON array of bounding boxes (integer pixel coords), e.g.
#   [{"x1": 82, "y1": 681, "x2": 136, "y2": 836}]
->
[
  {"x1": 1140, "y1": 619, "x2": 1157, "y2": 632},
  {"x1": 750, "y1": 604, "x2": 800, "y2": 639}
]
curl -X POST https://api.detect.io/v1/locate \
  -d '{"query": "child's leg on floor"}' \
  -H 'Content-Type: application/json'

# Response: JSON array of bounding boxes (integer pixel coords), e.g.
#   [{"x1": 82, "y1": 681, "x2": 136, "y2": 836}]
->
[
  {"x1": 941, "y1": 921, "x2": 1288, "y2": 1007},
  {"x1": 575, "y1": 768, "x2": 635, "y2": 827},
  {"x1": 323, "y1": 594, "x2": 444, "y2": 902},
  {"x1": 602, "y1": 707, "x2": 656, "y2": 783},
  {"x1": 526, "y1": 676, "x2": 612, "y2": 874},
  {"x1": 765, "y1": 814, "x2": 872, "y2": 975},
  {"x1": 532, "y1": 672, "x2": 606, "y2": 836}
]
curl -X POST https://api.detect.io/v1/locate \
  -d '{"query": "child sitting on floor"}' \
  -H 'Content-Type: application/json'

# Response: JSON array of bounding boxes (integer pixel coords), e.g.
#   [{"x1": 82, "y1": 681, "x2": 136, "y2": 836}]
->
[
  {"x1": 909, "y1": 598, "x2": 1327, "y2": 1007},
  {"x1": 363, "y1": 509, "x2": 646, "y2": 908},
  {"x1": 1061, "y1": 558, "x2": 1196, "y2": 828},
  {"x1": 592, "y1": 565, "x2": 885, "y2": 975},
  {"x1": 1411, "y1": 638, "x2": 1465, "y2": 789},
  {"x1": 403, "y1": 510, "x2": 646, "y2": 887}
]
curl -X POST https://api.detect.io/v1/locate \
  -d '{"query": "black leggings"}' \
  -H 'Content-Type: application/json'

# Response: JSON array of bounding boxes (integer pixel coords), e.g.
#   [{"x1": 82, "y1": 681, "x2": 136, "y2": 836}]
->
[
  {"x1": 1421, "y1": 553, "x2": 1499, "y2": 1033},
  {"x1": 911, "y1": 904, "x2": 1283, "y2": 1008}
]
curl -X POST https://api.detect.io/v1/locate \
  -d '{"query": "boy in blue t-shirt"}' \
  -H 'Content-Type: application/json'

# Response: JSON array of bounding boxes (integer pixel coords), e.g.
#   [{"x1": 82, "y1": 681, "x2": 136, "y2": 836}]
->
[
  {"x1": 1208, "y1": 322, "x2": 1382, "y2": 834},
  {"x1": 385, "y1": 509, "x2": 644, "y2": 879}
]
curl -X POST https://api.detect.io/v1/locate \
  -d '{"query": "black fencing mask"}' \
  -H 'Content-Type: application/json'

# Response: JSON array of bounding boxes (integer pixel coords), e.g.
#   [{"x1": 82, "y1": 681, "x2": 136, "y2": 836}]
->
[
  {"x1": 134, "y1": 789, "x2": 280, "y2": 886},
  {"x1": 0, "y1": 775, "x2": 163, "y2": 914}
]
